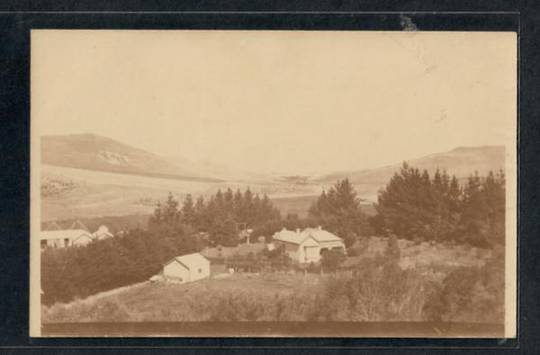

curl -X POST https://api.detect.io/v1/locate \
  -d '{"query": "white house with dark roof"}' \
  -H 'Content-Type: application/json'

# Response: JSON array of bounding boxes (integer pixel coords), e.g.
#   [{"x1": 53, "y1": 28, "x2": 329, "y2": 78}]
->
[
  {"x1": 272, "y1": 226, "x2": 345, "y2": 263},
  {"x1": 162, "y1": 253, "x2": 210, "y2": 283}
]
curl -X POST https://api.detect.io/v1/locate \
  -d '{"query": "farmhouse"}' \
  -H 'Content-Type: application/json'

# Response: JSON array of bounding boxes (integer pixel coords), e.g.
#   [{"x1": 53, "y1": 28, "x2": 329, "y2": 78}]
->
[
  {"x1": 272, "y1": 226, "x2": 345, "y2": 263},
  {"x1": 162, "y1": 253, "x2": 210, "y2": 283},
  {"x1": 40, "y1": 229, "x2": 94, "y2": 249}
]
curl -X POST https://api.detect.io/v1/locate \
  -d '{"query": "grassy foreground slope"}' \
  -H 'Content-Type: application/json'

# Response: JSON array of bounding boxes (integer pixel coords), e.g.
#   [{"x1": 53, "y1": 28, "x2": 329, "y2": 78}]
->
[{"x1": 43, "y1": 237, "x2": 503, "y2": 325}]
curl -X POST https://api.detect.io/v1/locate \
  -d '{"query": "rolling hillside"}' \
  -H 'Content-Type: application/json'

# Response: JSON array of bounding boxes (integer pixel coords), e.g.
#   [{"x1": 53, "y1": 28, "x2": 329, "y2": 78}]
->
[
  {"x1": 40, "y1": 136, "x2": 506, "y2": 221},
  {"x1": 317, "y1": 146, "x2": 505, "y2": 201},
  {"x1": 41, "y1": 134, "x2": 223, "y2": 183}
]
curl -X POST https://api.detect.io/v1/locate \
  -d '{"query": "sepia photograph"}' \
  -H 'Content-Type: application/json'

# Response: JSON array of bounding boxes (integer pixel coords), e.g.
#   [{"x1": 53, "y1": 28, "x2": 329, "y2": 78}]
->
[{"x1": 30, "y1": 29, "x2": 517, "y2": 337}]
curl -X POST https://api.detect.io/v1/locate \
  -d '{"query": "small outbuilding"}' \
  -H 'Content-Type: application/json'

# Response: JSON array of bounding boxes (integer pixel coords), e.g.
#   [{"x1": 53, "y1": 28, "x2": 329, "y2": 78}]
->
[{"x1": 162, "y1": 253, "x2": 210, "y2": 283}]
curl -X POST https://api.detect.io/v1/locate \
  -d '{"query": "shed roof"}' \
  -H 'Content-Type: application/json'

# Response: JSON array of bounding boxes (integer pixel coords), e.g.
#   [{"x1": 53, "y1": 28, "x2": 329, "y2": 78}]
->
[
  {"x1": 41, "y1": 229, "x2": 93, "y2": 241},
  {"x1": 167, "y1": 253, "x2": 209, "y2": 270}
]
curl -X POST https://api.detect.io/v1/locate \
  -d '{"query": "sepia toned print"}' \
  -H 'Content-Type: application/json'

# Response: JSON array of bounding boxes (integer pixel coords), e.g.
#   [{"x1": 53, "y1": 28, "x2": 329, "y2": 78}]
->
[{"x1": 30, "y1": 30, "x2": 517, "y2": 337}]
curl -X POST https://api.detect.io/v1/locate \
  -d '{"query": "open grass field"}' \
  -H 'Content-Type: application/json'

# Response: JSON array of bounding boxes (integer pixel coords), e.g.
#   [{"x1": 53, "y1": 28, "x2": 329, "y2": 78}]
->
[{"x1": 41, "y1": 165, "x2": 322, "y2": 221}]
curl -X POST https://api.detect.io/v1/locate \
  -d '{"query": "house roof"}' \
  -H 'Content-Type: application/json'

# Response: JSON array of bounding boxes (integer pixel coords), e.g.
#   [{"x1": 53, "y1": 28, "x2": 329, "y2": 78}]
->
[
  {"x1": 273, "y1": 227, "x2": 342, "y2": 245},
  {"x1": 302, "y1": 228, "x2": 343, "y2": 243},
  {"x1": 272, "y1": 229, "x2": 303, "y2": 244},
  {"x1": 41, "y1": 229, "x2": 93, "y2": 241},
  {"x1": 167, "y1": 253, "x2": 209, "y2": 270}
]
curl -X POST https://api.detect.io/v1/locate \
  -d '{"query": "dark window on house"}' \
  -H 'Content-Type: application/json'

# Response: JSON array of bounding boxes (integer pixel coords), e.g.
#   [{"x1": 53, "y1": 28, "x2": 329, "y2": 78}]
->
[
  {"x1": 40, "y1": 240, "x2": 47, "y2": 248},
  {"x1": 64, "y1": 238, "x2": 70, "y2": 246}
]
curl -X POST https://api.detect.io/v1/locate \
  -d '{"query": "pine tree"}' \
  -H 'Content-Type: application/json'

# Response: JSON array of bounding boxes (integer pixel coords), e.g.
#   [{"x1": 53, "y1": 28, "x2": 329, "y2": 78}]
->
[
  {"x1": 182, "y1": 194, "x2": 195, "y2": 226},
  {"x1": 376, "y1": 163, "x2": 459, "y2": 242},
  {"x1": 242, "y1": 188, "x2": 254, "y2": 224},
  {"x1": 233, "y1": 189, "x2": 243, "y2": 219},
  {"x1": 308, "y1": 178, "x2": 369, "y2": 247},
  {"x1": 459, "y1": 171, "x2": 505, "y2": 247},
  {"x1": 224, "y1": 188, "x2": 234, "y2": 219},
  {"x1": 194, "y1": 195, "x2": 206, "y2": 230},
  {"x1": 252, "y1": 194, "x2": 262, "y2": 225},
  {"x1": 149, "y1": 192, "x2": 182, "y2": 227}
]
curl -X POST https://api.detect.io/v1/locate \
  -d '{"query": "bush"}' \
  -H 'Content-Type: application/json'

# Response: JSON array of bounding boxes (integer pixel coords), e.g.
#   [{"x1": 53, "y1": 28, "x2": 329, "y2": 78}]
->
[
  {"x1": 422, "y1": 248, "x2": 505, "y2": 324},
  {"x1": 308, "y1": 256, "x2": 434, "y2": 321},
  {"x1": 321, "y1": 250, "x2": 346, "y2": 273}
]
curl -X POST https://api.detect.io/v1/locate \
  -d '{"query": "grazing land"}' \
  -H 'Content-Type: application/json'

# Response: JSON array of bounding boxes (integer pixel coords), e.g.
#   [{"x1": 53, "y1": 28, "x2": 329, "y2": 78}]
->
[{"x1": 41, "y1": 164, "x2": 320, "y2": 221}]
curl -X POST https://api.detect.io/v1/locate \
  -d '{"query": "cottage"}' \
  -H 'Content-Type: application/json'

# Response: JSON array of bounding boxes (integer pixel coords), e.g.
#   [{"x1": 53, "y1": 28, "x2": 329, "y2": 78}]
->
[
  {"x1": 272, "y1": 226, "x2": 345, "y2": 263},
  {"x1": 40, "y1": 229, "x2": 94, "y2": 249},
  {"x1": 162, "y1": 253, "x2": 210, "y2": 283}
]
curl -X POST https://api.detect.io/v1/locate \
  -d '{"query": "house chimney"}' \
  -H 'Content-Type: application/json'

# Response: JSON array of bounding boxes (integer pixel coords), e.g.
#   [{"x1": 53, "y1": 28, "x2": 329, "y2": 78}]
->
[
  {"x1": 296, "y1": 228, "x2": 300, "y2": 233},
  {"x1": 317, "y1": 225, "x2": 322, "y2": 230}
]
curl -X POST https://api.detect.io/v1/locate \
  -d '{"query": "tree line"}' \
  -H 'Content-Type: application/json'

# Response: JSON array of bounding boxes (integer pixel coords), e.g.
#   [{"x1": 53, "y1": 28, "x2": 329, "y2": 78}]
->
[
  {"x1": 374, "y1": 163, "x2": 505, "y2": 247},
  {"x1": 149, "y1": 188, "x2": 282, "y2": 246}
]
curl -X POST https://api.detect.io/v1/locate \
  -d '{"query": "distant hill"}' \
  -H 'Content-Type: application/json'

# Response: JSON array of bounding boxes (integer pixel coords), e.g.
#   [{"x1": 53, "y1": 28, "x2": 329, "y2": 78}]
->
[
  {"x1": 41, "y1": 134, "x2": 223, "y2": 183},
  {"x1": 40, "y1": 137, "x2": 506, "y2": 220},
  {"x1": 317, "y1": 146, "x2": 505, "y2": 201}
]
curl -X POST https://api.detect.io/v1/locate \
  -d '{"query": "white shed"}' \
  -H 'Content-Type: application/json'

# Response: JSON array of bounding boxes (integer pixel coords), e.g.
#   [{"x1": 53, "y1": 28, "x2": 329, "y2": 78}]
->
[{"x1": 163, "y1": 253, "x2": 210, "y2": 283}]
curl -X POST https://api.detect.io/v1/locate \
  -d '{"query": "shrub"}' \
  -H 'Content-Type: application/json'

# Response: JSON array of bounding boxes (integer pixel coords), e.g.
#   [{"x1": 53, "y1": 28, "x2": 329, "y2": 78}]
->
[
  {"x1": 422, "y1": 248, "x2": 505, "y2": 324},
  {"x1": 321, "y1": 250, "x2": 346, "y2": 273}
]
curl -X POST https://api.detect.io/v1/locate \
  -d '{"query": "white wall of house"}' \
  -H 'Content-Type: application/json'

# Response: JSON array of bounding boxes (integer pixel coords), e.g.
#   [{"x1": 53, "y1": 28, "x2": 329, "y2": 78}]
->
[
  {"x1": 275, "y1": 238, "x2": 347, "y2": 263},
  {"x1": 276, "y1": 237, "x2": 322, "y2": 263},
  {"x1": 45, "y1": 238, "x2": 68, "y2": 248},
  {"x1": 298, "y1": 237, "x2": 322, "y2": 263},
  {"x1": 41, "y1": 230, "x2": 95, "y2": 249},
  {"x1": 72, "y1": 235, "x2": 93, "y2": 247},
  {"x1": 163, "y1": 257, "x2": 210, "y2": 283},
  {"x1": 188, "y1": 261, "x2": 210, "y2": 282},
  {"x1": 163, "y1": 261, "x2": 190, "y2": 282}
]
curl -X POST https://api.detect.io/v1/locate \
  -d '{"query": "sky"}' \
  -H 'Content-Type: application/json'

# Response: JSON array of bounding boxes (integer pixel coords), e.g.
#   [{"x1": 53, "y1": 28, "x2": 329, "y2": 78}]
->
[{"x1": 32, "y1": 30, "x2": 516, "y2": 175}]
